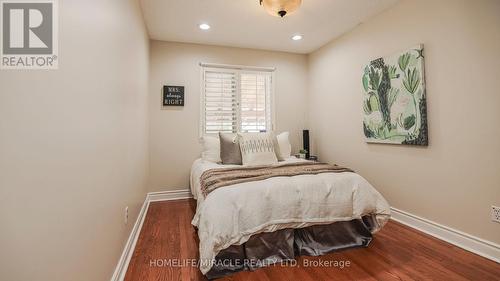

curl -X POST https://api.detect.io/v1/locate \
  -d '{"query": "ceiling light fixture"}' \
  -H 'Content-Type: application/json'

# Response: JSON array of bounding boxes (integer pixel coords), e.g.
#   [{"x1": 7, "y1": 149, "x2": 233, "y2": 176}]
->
[
  {"x1": 291, "y1": 35, "x2": 303, "y2": 41},
  {"x1": 259, "y1": 0, "x2": 302, "y2": 18},
  {"x1": 199, "y1": 23, "x2": 210, "y2": 30}
]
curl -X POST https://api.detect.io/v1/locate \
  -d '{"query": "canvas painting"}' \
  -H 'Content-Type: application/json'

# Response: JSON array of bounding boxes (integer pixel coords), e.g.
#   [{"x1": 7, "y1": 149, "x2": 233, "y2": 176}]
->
[{"x1": 362, "y1": 45, "x2": 428, "y2": 145}]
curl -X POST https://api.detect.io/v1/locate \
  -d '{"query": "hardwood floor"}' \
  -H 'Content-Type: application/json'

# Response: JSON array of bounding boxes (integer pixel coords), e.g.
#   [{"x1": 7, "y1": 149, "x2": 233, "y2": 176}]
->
[{"x1": 125, "y1": 199, "x2": 500, "y2": 281}]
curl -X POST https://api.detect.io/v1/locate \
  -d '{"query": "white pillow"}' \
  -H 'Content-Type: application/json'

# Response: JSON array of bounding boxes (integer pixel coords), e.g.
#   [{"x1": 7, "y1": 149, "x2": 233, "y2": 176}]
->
[
  {"x1": 201, "y1": 135, "x2": 221, "y2": 163},
  {"x1": 238, "y1": 132, "x2": 278, "y2": 166},
  {"x1": 275, "y1": 132, "x2": 292, "y2": 161}
]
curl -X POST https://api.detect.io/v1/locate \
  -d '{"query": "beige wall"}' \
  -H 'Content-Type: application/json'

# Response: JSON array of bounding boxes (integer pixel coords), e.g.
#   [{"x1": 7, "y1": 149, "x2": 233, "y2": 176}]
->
[
  {"x1": 1, "y1": 2, "x2": 498, "y2": 280},
  {"x1": 0, "y1": 1, "x2": 149, "y2": 281},
  {"x1": 308, "y1": 0, "x2": 500, "y2": 244},
  {"x1": 149, "y1": 41, "x2": 308, "y2": 191}
]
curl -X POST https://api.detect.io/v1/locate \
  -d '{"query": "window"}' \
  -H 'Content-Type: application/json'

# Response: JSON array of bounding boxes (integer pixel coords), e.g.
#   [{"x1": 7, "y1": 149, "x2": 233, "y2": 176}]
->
[{"x1": 201, "y1": 64, "x2": 274, "y2": 135}]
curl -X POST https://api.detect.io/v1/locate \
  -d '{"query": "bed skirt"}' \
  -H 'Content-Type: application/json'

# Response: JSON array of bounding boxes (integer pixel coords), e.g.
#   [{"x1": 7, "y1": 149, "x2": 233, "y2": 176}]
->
[{"x1": 205, "y1": 215, "x2": 377, "y2": 279}]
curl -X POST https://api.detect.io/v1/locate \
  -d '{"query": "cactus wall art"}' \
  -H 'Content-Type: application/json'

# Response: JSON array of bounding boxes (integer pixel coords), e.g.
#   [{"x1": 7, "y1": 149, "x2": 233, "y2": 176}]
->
[{"x1": 362, "y1": 45, "x2": 428, "y2": 145}]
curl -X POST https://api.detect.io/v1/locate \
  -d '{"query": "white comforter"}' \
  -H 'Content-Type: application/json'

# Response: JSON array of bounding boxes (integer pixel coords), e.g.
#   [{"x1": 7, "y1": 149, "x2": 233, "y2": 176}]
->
[{"x1": 190, "y1": 158, "x2": 391, "y2": 274}]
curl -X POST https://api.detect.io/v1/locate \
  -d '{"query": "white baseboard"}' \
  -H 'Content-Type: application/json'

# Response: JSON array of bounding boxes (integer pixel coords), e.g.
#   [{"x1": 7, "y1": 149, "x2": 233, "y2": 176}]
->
[
  {"x1": 110, "y1": 189, "x2": 192, "y2": 281},
  {"x1": 148, "y1": 189, "x2": 193, "y2": 202},
  {"x1": 391, "y1": 207, "x2": 500, "y2": 263},
  {"x1": 110, "y1": 195, "x2": 150, "y2": 281}
]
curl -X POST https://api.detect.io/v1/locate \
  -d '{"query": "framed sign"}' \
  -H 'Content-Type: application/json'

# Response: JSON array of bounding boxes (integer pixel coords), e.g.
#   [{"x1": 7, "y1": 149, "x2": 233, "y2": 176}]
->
[{"x1": 163, "y1": 85, "x2": 184, "y2": 106}]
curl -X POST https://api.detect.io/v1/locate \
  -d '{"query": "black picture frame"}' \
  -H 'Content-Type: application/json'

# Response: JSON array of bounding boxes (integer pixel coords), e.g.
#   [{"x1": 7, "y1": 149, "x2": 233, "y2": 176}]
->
[{"x1": 163, "y1": 85, "x2": 184, "y2": 106}]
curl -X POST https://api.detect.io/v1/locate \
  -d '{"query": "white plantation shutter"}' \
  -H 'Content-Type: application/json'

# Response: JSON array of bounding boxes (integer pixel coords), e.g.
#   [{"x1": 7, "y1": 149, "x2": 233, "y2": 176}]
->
[
  {"x1": 203, "y1": 70, "x2": 239, "y2": 134},
  {"x1": 240, "y1": 72, "x2": 272, "y2": 132},
  {"x1": 201, "y1": 65, "x2": 274, "y2": 136}
]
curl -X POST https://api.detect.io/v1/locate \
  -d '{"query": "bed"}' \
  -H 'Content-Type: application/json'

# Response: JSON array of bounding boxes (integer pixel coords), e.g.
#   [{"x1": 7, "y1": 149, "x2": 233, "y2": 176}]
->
[{"x1": 190, "y1": 157, "x2": 391, "y2": 279}]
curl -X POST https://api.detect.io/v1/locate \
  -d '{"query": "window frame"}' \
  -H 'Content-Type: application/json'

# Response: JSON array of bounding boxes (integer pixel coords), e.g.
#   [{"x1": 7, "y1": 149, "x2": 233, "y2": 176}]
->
[{"x1": 199, "y1": 63, "x2": 276, "y2": 137}]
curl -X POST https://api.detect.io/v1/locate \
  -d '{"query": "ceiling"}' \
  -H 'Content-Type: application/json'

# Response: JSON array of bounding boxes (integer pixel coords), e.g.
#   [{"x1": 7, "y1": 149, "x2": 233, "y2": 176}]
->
[{"x1": 140, "y1": 0, "x2": 400, "y2": 54}]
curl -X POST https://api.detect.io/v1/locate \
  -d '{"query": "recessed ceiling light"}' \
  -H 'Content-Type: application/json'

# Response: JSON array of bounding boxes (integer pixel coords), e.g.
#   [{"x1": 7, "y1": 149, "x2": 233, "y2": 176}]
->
[
  {"x1": 199, "y1": 23, "x2": 210, "y2": 30},
  {"x1": 291, "y1": 35, "x2": 303, "y2": 41}
]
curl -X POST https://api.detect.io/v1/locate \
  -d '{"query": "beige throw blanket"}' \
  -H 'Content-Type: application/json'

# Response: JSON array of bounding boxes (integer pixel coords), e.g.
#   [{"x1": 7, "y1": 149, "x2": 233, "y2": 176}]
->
[{"x1": 200, "y1": 162, "x2": 354, "y2": 197}]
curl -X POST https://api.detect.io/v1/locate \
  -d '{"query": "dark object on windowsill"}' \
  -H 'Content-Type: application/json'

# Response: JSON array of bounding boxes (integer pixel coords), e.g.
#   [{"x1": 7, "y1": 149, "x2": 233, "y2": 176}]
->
[{"x1": 302, "y1": 130, "x2": 310, "y2": 159}]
